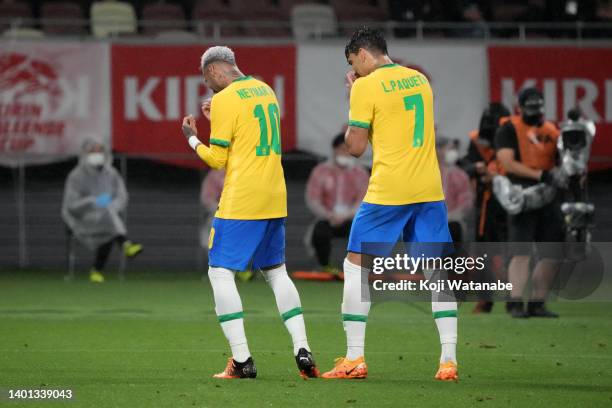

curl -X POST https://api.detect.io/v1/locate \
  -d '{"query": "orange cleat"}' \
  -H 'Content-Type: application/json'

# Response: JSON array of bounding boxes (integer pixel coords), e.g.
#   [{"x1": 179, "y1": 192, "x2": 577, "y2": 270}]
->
[
  {"x1": 434, "y1": 361, "x2": 458, "y2": 382},
  {"x1": 321, "y1": 356, "x2": 368, "y2": 379},
  {"x1": 213, "y1": 357, "x2": 257, "y2": 379}
]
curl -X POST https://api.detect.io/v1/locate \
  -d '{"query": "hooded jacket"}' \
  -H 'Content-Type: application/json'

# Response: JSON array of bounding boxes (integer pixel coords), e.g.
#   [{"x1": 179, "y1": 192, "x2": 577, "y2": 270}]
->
[{"x1": 61, "y1": 139, "x2": 127, "y2": 250}]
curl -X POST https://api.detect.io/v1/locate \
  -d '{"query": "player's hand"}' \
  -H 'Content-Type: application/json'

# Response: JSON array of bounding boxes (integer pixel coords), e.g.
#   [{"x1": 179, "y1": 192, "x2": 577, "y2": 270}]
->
[
  {"x1": 345, "y1": 70, "x2": 358, "y2": 90},
  {"x1": 201, "y1": 99, "x2": 212, "y2": 121},
  {"x1": 181, "y1": 115, "x2": 198, "y2": 140}
]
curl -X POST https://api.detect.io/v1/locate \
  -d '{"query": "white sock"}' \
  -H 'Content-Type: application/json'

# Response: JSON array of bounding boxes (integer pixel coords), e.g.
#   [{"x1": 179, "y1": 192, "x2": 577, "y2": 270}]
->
[
  {"x1": 432, "y1": 300, "x2": 458, "y2": 363},
  {"x1": 208, "y1": 266, "x2": 251, "y2": 363},
  {"x1": 342, "y1": 258, "x2": 371, "y2": 361},
  {"x1": 425, "y1": 269, "x2": 458, "y2": 363},
  {"x1": 262, "y1": 264, "x2": 310, "y2": 355}
]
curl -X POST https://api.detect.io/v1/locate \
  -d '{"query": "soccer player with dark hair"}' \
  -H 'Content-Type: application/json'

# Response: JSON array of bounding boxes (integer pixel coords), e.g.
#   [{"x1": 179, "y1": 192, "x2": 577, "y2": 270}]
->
[{"x1": 321, "y1": 27, "x2": 458, "y2": 381}]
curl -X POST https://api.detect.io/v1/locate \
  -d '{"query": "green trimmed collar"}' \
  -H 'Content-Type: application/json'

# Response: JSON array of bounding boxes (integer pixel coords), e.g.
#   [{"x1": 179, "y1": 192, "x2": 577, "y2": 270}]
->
[
  {"x1": 232, "y1": 75, "x2": 253, "y2": 83},
  {"x1": 377, "y1": 63, "x2": 399, "y2": 70}
]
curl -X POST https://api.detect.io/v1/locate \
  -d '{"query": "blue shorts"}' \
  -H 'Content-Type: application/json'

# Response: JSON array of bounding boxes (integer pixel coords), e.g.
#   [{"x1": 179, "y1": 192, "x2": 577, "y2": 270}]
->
[
  {"x1": 347, "y1": 200, "x2": 453, "y2": 257},
  {"x1": 208, "y1": 218, "x2": 285, "y2": 271}
]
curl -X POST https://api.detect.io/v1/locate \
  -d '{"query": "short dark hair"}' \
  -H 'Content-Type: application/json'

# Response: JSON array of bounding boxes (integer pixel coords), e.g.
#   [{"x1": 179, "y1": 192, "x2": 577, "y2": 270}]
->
[
  {"x1": 345, "y1": 26, "x2": 388, "y2": 60},
  {"x1": 332, "y1": 133, "x2": 345, "y2": 148}
]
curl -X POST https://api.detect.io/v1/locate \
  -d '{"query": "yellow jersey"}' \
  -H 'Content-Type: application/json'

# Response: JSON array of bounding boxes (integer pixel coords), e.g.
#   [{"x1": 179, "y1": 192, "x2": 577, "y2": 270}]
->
[
  {"x1": 208, "y1": 75, "x2": 287, "y2": 219},
  {"x1": 348, "y1": 63, "x2": 444, "y2": 205}
]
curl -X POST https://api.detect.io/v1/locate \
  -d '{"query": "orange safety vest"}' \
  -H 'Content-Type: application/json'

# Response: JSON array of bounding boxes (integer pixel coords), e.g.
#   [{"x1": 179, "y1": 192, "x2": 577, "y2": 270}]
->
[{"x1": 500, "y1": 115, "x2": 560, "y2": 171}]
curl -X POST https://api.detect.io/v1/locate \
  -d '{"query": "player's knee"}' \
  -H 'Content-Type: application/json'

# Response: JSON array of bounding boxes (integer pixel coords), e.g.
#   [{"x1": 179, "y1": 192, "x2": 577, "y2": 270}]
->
[
  {"x1": 345, "y1": 253, "x2": 361, "y2": 268},
  {"x1": 260, "y1": 264, "x2": 288, "y2": 283},
  {"x1": 208, "y1": 266, "x2": 234, "y2": 283}
]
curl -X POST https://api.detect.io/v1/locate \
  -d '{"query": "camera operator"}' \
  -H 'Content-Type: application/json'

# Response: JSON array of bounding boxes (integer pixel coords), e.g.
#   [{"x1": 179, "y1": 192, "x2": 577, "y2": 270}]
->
[
  {"x1": 495, "y1": 87, "x2": 566, "y2": 318},
  {"x1": 461, "y1": 102, "x2": 510, "y2": 313}
]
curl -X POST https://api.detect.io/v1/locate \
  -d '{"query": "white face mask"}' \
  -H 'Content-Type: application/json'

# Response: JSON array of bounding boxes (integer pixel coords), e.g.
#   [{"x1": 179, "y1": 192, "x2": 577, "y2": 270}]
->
[
  {"x1": 86, "y1": 152, "x2": 106, "y2": 167},
  {"x1": 335, "y1": 155, "x2": 355, "y2": 169},
  {"x1": 444, "y1": 149, "x2": 459, "y2": 166}
]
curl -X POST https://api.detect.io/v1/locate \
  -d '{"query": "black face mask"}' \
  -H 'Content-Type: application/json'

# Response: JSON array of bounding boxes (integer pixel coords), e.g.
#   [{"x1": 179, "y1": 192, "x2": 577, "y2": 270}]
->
[{"x1": 522, "y1": 112, "x2": 543, "y2": 127}]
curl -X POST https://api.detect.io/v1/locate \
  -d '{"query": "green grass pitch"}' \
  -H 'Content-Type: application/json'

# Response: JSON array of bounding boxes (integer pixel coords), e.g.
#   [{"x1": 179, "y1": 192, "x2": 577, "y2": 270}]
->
[{"x1": 1, "y1": 271, "x2": 611, "y2": 407}]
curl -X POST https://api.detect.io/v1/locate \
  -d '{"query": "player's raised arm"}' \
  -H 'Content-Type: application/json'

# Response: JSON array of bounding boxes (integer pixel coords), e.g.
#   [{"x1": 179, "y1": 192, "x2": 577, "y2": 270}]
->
[{"x1": 181, "y1": 114, "x2": 229, "y2": 169}]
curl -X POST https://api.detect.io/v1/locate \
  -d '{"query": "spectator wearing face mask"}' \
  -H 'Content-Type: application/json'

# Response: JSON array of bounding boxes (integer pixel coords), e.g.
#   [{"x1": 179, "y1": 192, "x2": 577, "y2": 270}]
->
[
  {"x1": 436, "y1": 137, "x2": 473, "y2": 242},
  {"x1": 61, "y1": 139, "x2": 142, "y2": 283},
  {"x1": 305, "y1": 133, "x2": 369, "y2": 273}
]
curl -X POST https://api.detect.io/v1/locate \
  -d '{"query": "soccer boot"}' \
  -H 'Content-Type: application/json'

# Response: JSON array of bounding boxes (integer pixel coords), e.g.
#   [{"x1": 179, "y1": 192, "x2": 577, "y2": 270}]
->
[
  {"x1": 322, "y1": 265, "x2": 344, "y2": 281},
  {"x1": 122, "y1": 241, "x2": 143, "y2": 258},
  {"x1": 527, "y1": 302, "x2": 559, "y2": 318},
  {"x1": 295, "y1": 348, "x2": 320, "y2": 379},
  {"x1": 507, "y1": 301, "x2": 529, "y2": 318},
  {"x1": 322, "y1": 264, "x2": 341, "y2": 275},
  {"x1": 472, "y1": 300, "x2": 493, "y2": 314},
  {"x1": 213, "y1": 357, "x2": 257, "y2": 379},
  {"x1": 435, "y1": 361, "x2": 459, "y2": 382},
  {"x1": 89, "y1": 268, "x2": 105, "y2": 283},
  {"x1": 321, "y1": 356, "x2": 367, "y2": 379},
  {"x1": 236, "y1": 270, "x2": 254, "y2": 282}
]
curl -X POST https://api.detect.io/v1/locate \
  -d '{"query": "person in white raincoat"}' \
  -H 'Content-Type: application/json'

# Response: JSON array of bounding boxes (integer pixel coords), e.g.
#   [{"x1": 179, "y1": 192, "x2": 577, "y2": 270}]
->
[{"x1": 62, "y1": 139, "x2": 142, "y2": 282}]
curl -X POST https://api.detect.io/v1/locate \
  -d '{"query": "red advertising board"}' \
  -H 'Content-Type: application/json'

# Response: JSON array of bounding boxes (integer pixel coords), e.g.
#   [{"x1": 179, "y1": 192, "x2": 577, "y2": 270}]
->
[
  {"x1": 0, "y1": 42, "x2": 110, "y2": 167},
  {"x1": 111, "y1": 45, "x2": 296, "y2": 168},
  {"x1": 488, "y1": 46, "x2": 612, "y2": 169}
]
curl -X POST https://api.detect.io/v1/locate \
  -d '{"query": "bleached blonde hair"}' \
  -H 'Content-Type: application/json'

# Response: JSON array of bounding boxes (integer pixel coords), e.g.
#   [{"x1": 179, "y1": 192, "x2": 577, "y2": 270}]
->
[{"x1": 200, "y1": 46, "x2": 236, "y2": 70}]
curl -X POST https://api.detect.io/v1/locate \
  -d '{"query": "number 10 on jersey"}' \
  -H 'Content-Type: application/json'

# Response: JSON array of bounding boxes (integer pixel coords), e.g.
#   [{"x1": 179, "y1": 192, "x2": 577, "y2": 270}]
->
[{"x1": 254, "y1": 103, "x2": 281, "y2": 156}]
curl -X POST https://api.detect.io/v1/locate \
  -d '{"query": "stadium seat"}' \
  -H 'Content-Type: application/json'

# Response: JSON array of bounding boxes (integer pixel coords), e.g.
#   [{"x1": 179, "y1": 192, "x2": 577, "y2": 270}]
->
[
  {"x1": 41, "y1": 1, "x2": 85, "y2": 36},
  {"x1": 279, "y1": 0, "x2": 317, "y2": 16},
  {"x1": 492, "y1": 3, "x2": 528, "y2": 21},
  {"x1": 141, "y1": 2, "x2": 187, "y2": 36},
  {"x1": 0, "y1": 0, "x2": 33, "y2": 32},
  {"x1": 232, "y1": 0, "x2": 290, "y2": 37},
  {"x1": 291, "y1": 3, "x2": 338, "y2": 39},
  {"x1": 329, "y1": 0, "x2": 388, "y2": 34},
  {"x1": 192, "y1": 0, "x2": 243, "y2": 37},
  {"x1": 90, "y1": 0, "x2": 137, "y2": 38}
]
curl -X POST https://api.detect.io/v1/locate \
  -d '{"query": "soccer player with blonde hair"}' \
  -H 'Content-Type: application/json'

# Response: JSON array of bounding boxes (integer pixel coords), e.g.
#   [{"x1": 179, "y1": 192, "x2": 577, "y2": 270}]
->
[{"x1": 180, "y1": 46, "x2": 319, "y2": 379}]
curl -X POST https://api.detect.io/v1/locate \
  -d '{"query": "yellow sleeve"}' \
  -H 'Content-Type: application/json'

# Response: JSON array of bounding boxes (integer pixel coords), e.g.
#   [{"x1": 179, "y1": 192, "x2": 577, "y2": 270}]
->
[
  {"x1": 210, "y1": 93, "x2": 235, "y2": 148},
  {"x1": 348, "y1": 78, "x2": 374, "y2": 129},
  {"x1": 194, "y1": 143, "x2": 228, "y2": 169}
]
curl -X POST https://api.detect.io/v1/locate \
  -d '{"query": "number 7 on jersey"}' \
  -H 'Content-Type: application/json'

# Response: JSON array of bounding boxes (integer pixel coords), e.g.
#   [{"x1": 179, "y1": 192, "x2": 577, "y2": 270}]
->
[{"x1": 404, "y1": 94, "x2": 424, "y2": 148}]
